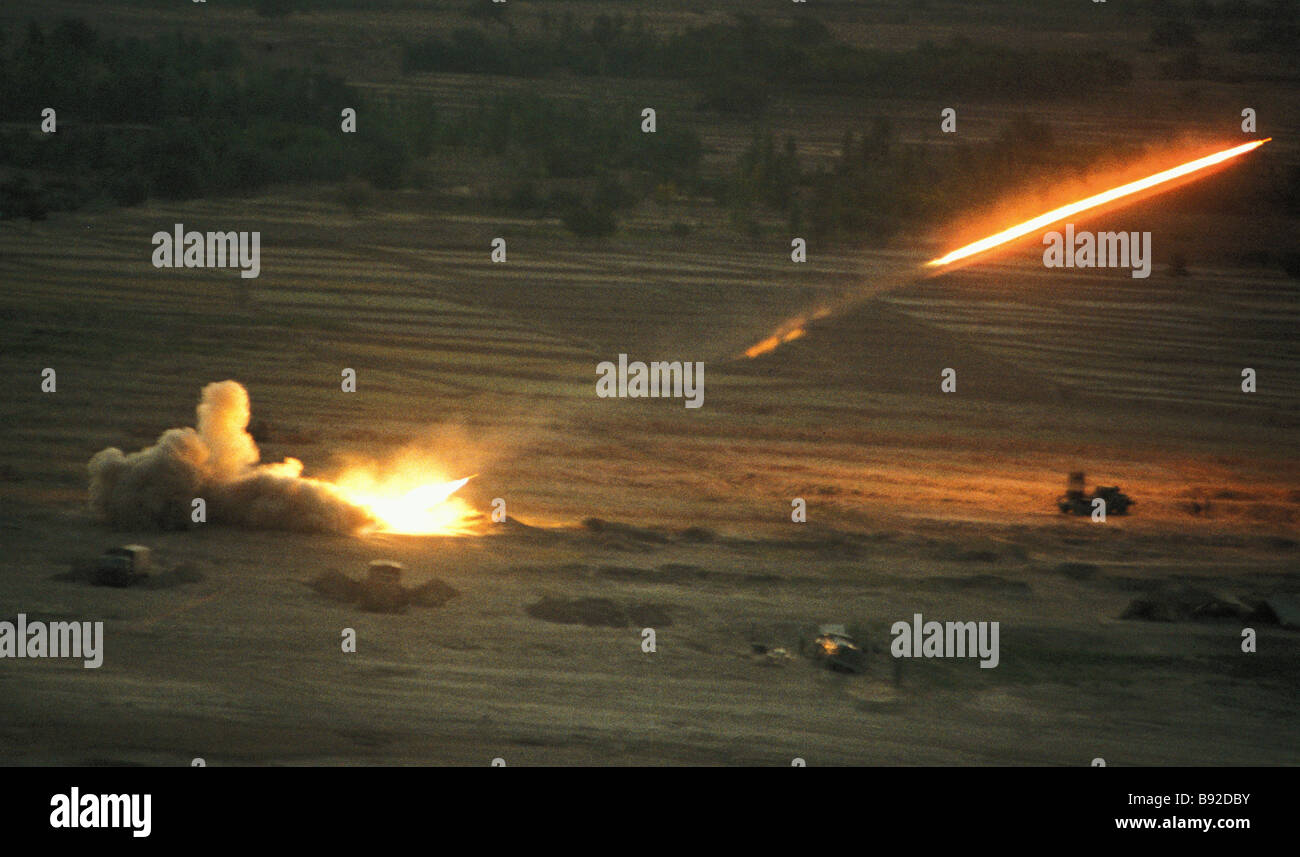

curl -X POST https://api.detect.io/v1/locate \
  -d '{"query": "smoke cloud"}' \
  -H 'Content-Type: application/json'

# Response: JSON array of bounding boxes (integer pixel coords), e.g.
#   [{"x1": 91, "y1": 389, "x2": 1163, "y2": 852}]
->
[{"x1": 88, "y1": 381, "x2": 373, "y2": 533}]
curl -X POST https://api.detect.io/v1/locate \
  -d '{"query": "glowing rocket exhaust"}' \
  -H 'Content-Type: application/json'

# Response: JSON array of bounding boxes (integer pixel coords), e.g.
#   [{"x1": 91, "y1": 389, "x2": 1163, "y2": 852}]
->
[
  {"x1": 741, "y1": 138, "x2": 1272, "y2": 359},
  {"x1": 926, "y1": 138, "x2": 1271, "y2": 269},
  {"x1": 743, "y1": 325, "x2": 807, "y2": 359}
]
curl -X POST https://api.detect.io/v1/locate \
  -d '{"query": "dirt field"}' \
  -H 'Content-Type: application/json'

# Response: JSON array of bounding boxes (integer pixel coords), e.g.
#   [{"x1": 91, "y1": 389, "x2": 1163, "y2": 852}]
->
[{"x1": 2, "y1": 186, "x2": 1296, "y2": 765}]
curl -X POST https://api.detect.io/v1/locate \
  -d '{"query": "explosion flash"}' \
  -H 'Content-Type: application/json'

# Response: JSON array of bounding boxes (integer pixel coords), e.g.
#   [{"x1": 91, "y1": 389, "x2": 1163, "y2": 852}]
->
[
  {"x1": 926, "y1": 138, "x2": 1271, "y2": 269},
  {"x1": 89, "y1": 381, "x2": 477, "y2": 536},
  {"x1": 333, "y1": 472, "x2": 477, "y2": 536}
]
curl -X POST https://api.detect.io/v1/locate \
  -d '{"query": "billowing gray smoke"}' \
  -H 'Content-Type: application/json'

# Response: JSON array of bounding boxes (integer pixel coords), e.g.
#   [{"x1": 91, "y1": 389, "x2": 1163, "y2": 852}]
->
[{"x1": 88, "y1": 381, "x2": 374, "y2": 533}]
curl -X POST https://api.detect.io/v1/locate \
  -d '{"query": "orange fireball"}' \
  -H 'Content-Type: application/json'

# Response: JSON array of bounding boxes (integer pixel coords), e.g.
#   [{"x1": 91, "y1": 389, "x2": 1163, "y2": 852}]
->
[{"x1": 332, "y1": 468, "x2": 477, "y2": 536}]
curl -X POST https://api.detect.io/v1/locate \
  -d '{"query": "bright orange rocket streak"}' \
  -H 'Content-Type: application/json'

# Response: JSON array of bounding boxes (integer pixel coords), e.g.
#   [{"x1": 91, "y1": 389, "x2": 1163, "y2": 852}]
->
[{"x1": 926, "y1": 138, "x2": 1271, "y2": 268}]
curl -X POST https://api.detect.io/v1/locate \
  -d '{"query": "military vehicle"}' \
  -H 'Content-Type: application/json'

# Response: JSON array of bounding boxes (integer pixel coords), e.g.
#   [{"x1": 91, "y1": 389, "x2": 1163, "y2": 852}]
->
[
  {"x1": 94, "y1": 544, "x2": 152, "y2": 587},
  {"x1": 807, "y1": 624, "x2": 869, "y2": 674},
  {"x1": 1057, "y1": 472, "x2": 1133, "y2": 516},
  {"x1": 360, "y1": 560, "x2": 406, "y2": 613}
]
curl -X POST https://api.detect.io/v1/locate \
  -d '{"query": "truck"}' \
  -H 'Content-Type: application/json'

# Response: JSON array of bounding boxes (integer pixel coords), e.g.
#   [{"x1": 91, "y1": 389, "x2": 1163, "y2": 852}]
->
[{"x1": 1057, "y1": 472, "x2": 1133, "y2": 516}]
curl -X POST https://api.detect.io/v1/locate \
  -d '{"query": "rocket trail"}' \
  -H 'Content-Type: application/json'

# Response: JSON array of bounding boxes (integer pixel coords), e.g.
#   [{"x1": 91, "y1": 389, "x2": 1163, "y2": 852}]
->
[
  {"x1": 925, "y1": 138, "x2": 1271, "y2": 268},
  {"x1": 741, "y1": 138, "x2": 1272, "y2": 359}
]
